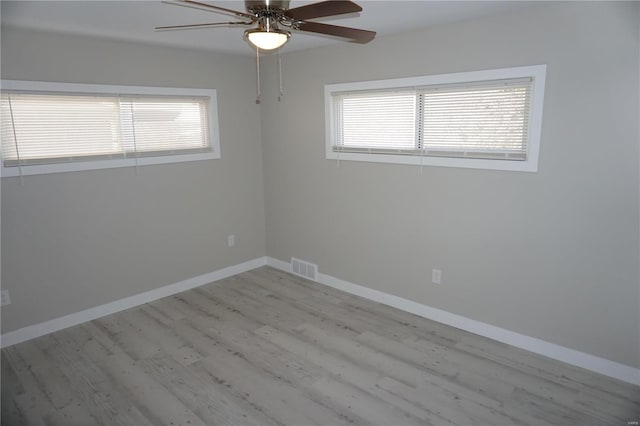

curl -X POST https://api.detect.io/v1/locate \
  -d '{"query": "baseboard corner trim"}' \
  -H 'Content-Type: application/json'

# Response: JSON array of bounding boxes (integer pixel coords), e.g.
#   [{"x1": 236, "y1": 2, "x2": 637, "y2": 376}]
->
[
  {"x1": 1, "y1": 256, "x2": 268, "y2": 348},
  {"x1": 265, "y1": 256, "x2": 639, "y2": 386}
]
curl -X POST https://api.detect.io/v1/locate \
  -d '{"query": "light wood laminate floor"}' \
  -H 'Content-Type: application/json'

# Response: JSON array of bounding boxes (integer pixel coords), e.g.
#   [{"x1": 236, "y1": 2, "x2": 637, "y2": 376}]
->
[{"x1": 2, "y1": 267, "x2": 639, "y2": 425}]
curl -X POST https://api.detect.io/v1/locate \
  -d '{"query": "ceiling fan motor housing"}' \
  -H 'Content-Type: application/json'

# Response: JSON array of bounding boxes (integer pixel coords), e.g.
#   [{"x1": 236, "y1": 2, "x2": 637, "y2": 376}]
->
[{"x1": 245, "y1": 1, "x2": 291, "y2": 14}]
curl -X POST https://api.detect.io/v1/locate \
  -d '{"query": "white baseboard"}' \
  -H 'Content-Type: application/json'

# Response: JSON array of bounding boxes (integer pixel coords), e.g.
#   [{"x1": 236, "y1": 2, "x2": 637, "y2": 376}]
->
[
  {"x1": 4, "y1": 255, "x2": 637, "y2": 386},
  {"x1": 1, "y1": 257, "x2": 268, "y2": 348},
  {"x1": 266, "y1": 257, "x2": 640, "y2": 386}
]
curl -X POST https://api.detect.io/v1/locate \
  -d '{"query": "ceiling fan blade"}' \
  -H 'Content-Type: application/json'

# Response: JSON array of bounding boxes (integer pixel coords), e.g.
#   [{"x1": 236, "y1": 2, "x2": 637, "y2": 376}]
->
[
  {"x1": 163, "y1": 0, "x2": 255, "y2": 19},
  {"x1": 296, "y1": 21, "x2": 375, "y2": 43},
  {"x1": 156, "y1": 21, "x2": 252, "y2": 31},
  {"x1": 285, "y1": 1, "x2": 362, "y2": 21}
]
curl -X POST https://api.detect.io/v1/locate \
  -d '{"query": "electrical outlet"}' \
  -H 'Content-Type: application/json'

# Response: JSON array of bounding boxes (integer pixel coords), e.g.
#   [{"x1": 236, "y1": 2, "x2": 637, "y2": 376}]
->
[
  {"x1": 1, "y1": 290, "x2": 11, "y2": 306},
  {"x1": 227, "y1": 234, "x2": 235, "y2": 247},
  {"x1": 432, "y1": 269, "x2": 442, "y2": 285}
]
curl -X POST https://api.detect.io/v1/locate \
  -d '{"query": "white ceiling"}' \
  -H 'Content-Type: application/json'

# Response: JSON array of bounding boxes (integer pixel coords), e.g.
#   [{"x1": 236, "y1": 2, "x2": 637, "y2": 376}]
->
[{"x1": 1, "y1": 1, "x2": 542, "y2": 56}]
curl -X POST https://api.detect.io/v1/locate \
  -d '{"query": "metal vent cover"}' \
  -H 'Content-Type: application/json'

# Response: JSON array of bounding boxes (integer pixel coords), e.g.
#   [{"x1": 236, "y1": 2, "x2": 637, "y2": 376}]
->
[{"x1": 291, "y1": 257, "x2": 317, "y2": 281}]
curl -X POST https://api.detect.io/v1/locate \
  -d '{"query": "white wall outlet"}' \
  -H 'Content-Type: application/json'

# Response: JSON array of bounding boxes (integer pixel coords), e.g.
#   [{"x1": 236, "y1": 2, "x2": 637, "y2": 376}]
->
[
  {"x1": 227, "y1": 234, "x2": 235, "y2": 247},
  {"x1": 1, "y1": 290, "x2": 11, "y2": 306},
  {"x1": 432, "y1": 269, "x2": 442, "y2": 285}
]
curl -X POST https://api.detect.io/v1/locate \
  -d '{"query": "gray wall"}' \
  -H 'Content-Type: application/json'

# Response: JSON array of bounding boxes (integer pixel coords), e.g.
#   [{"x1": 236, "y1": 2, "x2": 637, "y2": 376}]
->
[
  {"x1": 2, "y1": 2, "x2": 639, "y2": 370},
  {"x1": 1, "y1": 28, "x2": 267, "y2": 332},
  {"x1": 260, "y1": 2, "x2": 640, "y2": 368}
]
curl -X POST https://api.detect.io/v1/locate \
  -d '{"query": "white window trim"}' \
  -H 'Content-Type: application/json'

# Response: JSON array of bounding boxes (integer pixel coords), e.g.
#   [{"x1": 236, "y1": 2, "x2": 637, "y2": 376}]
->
[
  {"x1": 1, "y1": 80, "x2": 221, "y2": 177},
  {"x1": 324, "y1": 65, "x2": 546, "y2": 172}
]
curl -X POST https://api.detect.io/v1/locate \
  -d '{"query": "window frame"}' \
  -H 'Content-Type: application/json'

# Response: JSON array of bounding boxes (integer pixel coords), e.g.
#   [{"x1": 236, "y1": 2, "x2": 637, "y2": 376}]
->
[
  {"x1": 1, "y1": 80, "x2": 221, "y2": 177},
  {"x1": 324, "y1": 65, "x2": 546, "y2": 172}
]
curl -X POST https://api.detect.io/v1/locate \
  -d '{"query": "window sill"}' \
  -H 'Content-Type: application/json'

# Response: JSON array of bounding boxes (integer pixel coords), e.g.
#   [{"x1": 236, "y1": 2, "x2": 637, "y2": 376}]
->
[
  {"x1": 326, "y1": 151, "x2": 538, "y2": 173},
  {"x1": 1, "y1": 151, "x2": 219, "y2": 178}
]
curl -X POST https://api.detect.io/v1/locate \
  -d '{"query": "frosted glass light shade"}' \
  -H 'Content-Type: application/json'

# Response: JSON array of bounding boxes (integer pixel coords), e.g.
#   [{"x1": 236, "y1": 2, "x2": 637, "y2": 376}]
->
[{"x1": 245, "y1": 29, "x2": 290, "y2": 50}]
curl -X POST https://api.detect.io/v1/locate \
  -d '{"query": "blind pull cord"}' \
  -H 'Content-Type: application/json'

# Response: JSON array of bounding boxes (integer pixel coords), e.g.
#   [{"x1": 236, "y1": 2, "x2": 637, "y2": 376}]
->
[
  {"x1": 416, "y1": 93, "x2": 425, "y2": 176},
  {"x1": 255, "y1": 47, "x2": 261, "y2": 104},
  {"x1": 7, "y1": 95, "x2": 24, "y2": 185},
  {"x1": 129, "y1": 100, "x2": 139, "y2": 175},
  {"x1": 120, "y1": 99, "x2": 128, "y2": 161},
  {"x1": 335, "y1": 103, "x2": 341, "y2": 169}
]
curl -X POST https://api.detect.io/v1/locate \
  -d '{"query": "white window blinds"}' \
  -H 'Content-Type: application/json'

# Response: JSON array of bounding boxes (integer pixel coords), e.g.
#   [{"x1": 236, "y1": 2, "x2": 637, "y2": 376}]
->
[
  {"x1": 340, "y1": 91, "x2": 417, "y2": 152},
  {"x1": 332, "y1": 78, "x2": 532, "y2": 160},
  {"x1": 1, "y1": 92, "x2": 211, "y2": 167}
]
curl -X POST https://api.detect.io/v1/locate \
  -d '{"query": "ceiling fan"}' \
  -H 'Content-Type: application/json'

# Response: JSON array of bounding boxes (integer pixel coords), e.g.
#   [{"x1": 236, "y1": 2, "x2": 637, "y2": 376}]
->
[{"x1": 157, "y1": 0, "x2": 376, "y2": 51}]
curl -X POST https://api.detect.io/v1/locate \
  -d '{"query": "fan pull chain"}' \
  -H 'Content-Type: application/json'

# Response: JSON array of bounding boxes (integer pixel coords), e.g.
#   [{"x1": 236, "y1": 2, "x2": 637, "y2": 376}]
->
[
  {"x1": 277, "y1": 49, "x2": 283, "y2": 102},
  {"x1": 255, "y1": 47, "x2": 261, "y2": 104}
]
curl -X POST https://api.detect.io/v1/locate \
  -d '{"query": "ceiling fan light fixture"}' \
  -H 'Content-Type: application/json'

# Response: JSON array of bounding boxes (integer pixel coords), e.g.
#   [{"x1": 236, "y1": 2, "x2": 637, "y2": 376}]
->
[{"x1": 245, "y1": 27, "x2": 290, "y2": 50}]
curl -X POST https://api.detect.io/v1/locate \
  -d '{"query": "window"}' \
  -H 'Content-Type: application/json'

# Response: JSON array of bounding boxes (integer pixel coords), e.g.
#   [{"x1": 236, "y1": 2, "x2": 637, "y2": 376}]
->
[
  {"x1": 325, "y1": 65, "x2": 546, "y2": 172},
  {"x1": 0, "y1": 80, "x2": 221, "y2": 177}
]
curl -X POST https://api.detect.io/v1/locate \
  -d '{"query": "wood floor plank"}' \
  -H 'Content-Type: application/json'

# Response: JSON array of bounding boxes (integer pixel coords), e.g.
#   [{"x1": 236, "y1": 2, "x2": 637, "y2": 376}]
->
[
  {"x1": 145, "y1": 297, "x2": 188, "y2": 323},
  {"x1": 138, "y1": 352, "x2": 280, "y2": 426},
  {"x1": 172, "y1": 317, "x2": 327, "y2": 388},
  {"x1": 121, "y1": 308, "x2": 204, "y2": 366},
  {"x1": 1, "y1": 353, "x2": 29, "y2": 426},
  {"x1": 355, "y1": 330, "x2": 512, "y2": 411},
  {"x1": 377, "y1": 376, "x2": 520, "y2": 426},
  {"x1": 309, "y1": 375, "x2": 427, "y2": 425},
  {"x1": 93, "y1": 313, "x2": 161, "y2": 361},
  {"x1": 295, "y1": 322, "x2": 532, "y2": 425},
  {"x1": 221, "y1": 281, "x2": 361, "y2": 339},
  {"x1": 456, "y1": 332, "x2": 639, "y2": 399},
  {"x1": 43, "y1": 326, "x2": 156, "y2": 426},
  {"x1": 4, "y1": 345, "x2": 62, "y2": 425},
  {"x1": 2, "y1": 266, "x2": 637, "y2": 426},
  {"x1": 0, "y1": 396, "x2": 29, "y2": 426},
  {"x1": 254, "y1": 324, "x2": 519, "y2": 425},
  {"x1": 79, "y1": 323, "x2": 206, "y2": 426},
  {"x1": 10, "y1": 339, "x2": 77, "y2": 410},
  {"x1": 405, "y1": 335, "x2": 581, "y2": 409},
  {"x1": 194, "y1": 351, "x2": 357, "y2": 426},
  {"x1": 173, "y1": 318, "x2": 367, "y2": 425}
]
